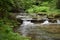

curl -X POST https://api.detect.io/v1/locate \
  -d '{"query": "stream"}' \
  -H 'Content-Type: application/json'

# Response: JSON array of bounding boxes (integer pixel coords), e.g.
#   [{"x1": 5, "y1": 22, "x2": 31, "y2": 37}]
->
[{"x1": 16, "y1": 14, "x2": 60, "y2": 40}]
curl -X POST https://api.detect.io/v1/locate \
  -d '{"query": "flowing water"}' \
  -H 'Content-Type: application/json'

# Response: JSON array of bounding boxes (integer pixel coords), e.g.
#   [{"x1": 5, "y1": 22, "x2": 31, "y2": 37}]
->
[
  {"x1": 20, "y1": 20, "x2": 35, "y2": 37},
  {"x1": 57, "y1": 20, "x2": 60, "y2": 24},
  {"x1": 18, "y1": 14, "x2": 60, "y2": 40},
  {"x1": 17, "y1": 20, "x2": 60, "y2": 40},
  {"x1": 41, "y1": 20, "x2": 50, "y2": 25}
]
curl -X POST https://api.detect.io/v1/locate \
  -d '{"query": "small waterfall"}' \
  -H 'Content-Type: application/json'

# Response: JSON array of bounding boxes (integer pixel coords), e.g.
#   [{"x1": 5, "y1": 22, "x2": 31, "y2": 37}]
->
[
  {"x1": 20, "y1": 20, "x2": 34, "y2": 37},
  {"x1": 57, "y1": 20, "x2": 60, "y2": 24},
  {"x1": 41, "y1": 20, "x2": 50, "y2": 25}
]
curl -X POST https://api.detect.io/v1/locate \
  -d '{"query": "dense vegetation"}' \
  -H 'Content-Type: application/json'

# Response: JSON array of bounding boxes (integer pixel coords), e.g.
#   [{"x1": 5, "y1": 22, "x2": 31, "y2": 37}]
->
[
  {"x1": 0, "y1": 0, "x2": 30, "y2": 40},
  {"x1": 0, "y1": 0, "x2": 60, "y2": 40}
]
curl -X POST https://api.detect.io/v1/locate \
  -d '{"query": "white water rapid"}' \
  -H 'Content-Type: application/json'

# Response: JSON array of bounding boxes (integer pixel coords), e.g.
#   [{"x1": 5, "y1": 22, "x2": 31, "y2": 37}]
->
[
  {"x1": 42, "y1": 20, "x2": 49, "y2": 24},
  {"x1": 57, "y1": 20, "x2": 60, "y2": 24},
  {"x1": 20, "y1": 20, "x2": 34, "y2": 37}
]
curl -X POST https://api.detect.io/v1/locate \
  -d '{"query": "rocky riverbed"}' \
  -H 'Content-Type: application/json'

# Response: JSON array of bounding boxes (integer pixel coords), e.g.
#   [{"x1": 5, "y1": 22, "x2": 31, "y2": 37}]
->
[
  {"x1": 15, "y1": 20, "x2": 60, "y2": 40},
  {"x1": 14, "y1": 13, "x2": 60, "y2": 40}
]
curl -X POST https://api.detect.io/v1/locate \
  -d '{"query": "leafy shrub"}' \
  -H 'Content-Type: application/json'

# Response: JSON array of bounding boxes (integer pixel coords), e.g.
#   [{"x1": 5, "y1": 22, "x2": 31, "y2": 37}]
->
[
  {"x1": 26, "y1": 6, "x2": 50, "y2": 13},
  {"x1": 41, "y1": 2, "x2": 49, "y2": 6},
  {"x1": 0, "y1": 19, "x2": 30, "y2": 40}
]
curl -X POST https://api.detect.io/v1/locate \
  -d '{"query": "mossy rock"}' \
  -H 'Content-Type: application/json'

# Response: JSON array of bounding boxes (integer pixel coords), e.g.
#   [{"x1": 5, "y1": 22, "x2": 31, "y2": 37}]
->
[{"x1": 54, "y1": 14, "x2": 60, "y2": 19}]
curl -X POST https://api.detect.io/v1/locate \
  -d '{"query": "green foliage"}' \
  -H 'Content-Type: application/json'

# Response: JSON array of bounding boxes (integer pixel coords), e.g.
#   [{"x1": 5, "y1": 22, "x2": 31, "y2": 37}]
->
[
  {"x1": 56, "y1": 0, "x2": 60, "y2": 9},
  {"x1": 0, "y1": 0, "x2": 59, "y2": 13},
  {"x1": 0, "y1": 19, "x2": 30, "y2": 40},
  {"x1": 0, "y1": 0, "x2": 30, "y2": 40},
  {"x1": 41, "y1": 2, "x2": 49, "y2": 6},
  {"x1": 18, "y1": 0, "x2": 36, "y2": 9},
  {"x1": 0, "y1": 0, "x2": 13, "y2": 12},
  {"x1": 26, "y1": 6, "x2": 50, "y2": 13}
]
